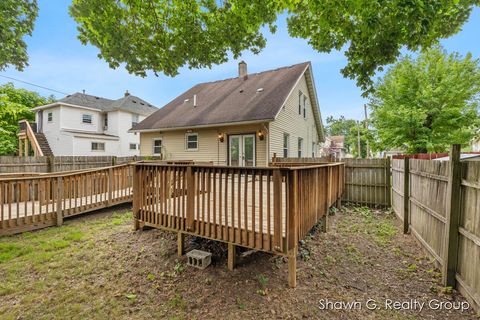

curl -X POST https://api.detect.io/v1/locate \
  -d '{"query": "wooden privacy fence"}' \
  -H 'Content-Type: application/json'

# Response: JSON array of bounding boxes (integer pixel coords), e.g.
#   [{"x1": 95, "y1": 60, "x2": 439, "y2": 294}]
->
[
  {"x1": 392, "y1": 145, "x2": 480, "y2": 311},
  {"x1": 0, "y1": 156, "x2": 158, "y2": 174},
  {"x1": 0, "y1": 164, "x2": 133, "y2": 235},
  {"x1": 342, "y1": 158, "x2": 391, "y2": 206},
  {"x1": 133, "y1": 162, "x2": 344, "y2": 287}
]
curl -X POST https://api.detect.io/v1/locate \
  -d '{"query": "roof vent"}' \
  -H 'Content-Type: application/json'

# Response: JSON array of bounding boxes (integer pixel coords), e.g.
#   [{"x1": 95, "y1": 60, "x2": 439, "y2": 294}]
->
[
  {"x1": 193, "y1": 94, "x2": 197, "y2": 107},
  {"x1": 256, "y1": 88, "x2": 264, "y2": 93},
  {"x1": 125, "y1": 90, "x2": 130, "y2": 97}
]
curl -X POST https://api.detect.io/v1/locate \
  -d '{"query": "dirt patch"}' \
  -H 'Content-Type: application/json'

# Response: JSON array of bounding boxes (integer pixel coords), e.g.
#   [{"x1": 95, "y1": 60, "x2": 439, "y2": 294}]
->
[{"x1": 0, "y1": 206, "x2": 477, "y2": 319}]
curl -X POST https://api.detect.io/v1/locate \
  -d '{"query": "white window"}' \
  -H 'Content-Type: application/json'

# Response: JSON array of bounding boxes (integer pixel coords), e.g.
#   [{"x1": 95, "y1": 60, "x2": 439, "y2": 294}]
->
[
  {"x1": 104, "y1": 114, "x2": 108, "y2": 129},
  {"x1": 82, "y1": 114, "x2": 92, "y2": 124},
  {"x1": 303, "y1": 96, "x2": 307, "y2": 119},
  {"x1": 298, "y1": 91, "x2": 302, "y2": 115},
  {"x1": 186, "y1": 133, "x2": 198, "y2": 151},
  {"x1": 153, "y1": 139, "x2": 162, "y2": 155},
  {"x1": 91, "y1": 142, "x2": 105, "y2": 151},
  {"x1": 129, "y1": 143, "x2": 137, "y2": 150},
  {"x1": 298, "y1": 138, "x2": 303, "y2": 158},
  {"x1": 47, "y1": 112, "x2": 53, "y2": 122},
  {"x1": 132, "y1": 114, "x2": 139, "y2": 127},
  {"x1": 283, "y1": 133, "x2": 289, "y2": 158}
]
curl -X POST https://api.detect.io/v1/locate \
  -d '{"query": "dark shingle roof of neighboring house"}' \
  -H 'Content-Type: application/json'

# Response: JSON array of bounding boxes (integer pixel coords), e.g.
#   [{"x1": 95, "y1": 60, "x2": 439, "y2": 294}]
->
[
  {"x1": 132, "y1": 62, "x2": 324, "y2": 139},
  {"x1": 34, "y1": 92, "x2": 158, "y2": 116}
]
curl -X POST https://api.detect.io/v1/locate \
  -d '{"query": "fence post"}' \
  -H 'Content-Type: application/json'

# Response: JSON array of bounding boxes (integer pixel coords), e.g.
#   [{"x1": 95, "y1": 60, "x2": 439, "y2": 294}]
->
[
  {"x1": 287, "y1": 168, "x2": 298, "y2": 288},
  {"x1": 403, "y1": 157, "x2": 410, "y2": 234},
  {"x1": 385, "y1": 157, "x2": 391, "y2": 207},
  {"x1": 132, "y1": 165, "x2": 141, "y2": 230},
  {"x1": 108, "y1": 167, "x2": 113, "y2": 206},
  {"x1": 442, "y1": 144, "x2": 462, "y2": 287},
  {"x1": 56, "y1": 176, "x2": 63, "y2": 226},
  {"x1": 47, "y1": 156, "x2": 53, "y2": 173},
  {"x1": 186, "y1": 166, "x2": 195, "y2": 232}
]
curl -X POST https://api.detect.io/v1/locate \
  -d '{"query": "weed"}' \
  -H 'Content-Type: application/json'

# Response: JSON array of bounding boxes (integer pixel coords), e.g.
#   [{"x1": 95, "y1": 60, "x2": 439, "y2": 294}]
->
[
  {"x1": 168, "y1": 294, "x2": 186, "y2": 309},
  {"x1": 257, "y1": 274, "x2": 269, "y2": 288},
  {"x1": 125, "y1": 293, "x2": 137, "y2": 300},
  {"x1": 146, "y1": 273, "x2": 156, "y2": 281},
  {"x1": 236, "y1": 297, "x2": 246, "y2": 310}
]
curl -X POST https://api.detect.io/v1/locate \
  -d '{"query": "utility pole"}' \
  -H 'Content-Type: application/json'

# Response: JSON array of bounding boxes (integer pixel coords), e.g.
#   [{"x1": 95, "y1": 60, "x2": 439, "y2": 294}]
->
[
  {"x1": 364, "y1": 104, "x2": 370, "y2": 158},
  {"x1": 357, "y1": 120, "x2": 362, "y2": 158}
]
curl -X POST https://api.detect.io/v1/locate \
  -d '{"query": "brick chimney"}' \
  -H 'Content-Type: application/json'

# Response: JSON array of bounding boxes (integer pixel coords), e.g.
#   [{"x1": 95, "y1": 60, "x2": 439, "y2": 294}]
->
[
  {"x1": 124, "y1": 90, "x2": 130, "y2": 97},
  {"x1": 238, "y1": 61, "x2": 247, "y2": 79}
]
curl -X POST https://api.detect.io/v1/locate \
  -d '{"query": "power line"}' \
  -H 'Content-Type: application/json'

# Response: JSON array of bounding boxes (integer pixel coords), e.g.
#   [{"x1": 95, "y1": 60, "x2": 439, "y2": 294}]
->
[{"x1": 0, "y1": 74, "x2": 69, "y2": 95}]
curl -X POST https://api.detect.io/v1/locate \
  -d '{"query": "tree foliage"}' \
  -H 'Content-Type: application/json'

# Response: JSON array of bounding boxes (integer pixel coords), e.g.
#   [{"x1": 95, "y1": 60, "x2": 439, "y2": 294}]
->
[
  {"x1": 0, "y1": 83, "x2": 54, "y2": 155},
  {"x1": 369, "y1": 46, "x2": 480, "y2": 154},
  {"x1": 0, "y1": 0, "x2": 38, "y2": 71},
  {"x1": 69, "y1": 0, "x2": 479, "y2": 94}
]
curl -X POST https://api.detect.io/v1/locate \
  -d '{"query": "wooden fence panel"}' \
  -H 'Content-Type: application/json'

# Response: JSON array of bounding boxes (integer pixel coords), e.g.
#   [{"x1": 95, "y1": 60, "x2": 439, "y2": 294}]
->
[
  {"x1": 457, "y1": 161, "x2": 480, "y2": 310},
  {"x1": 0, "y1": 156, "x2": 49, "y2": 173},
  {"x1": 408, "y1": 159, "x2": 449, "y2": 263},
  {"x1": 342, "y1": 158, "x2": 390, "y2": 206},
  {"x1": 391, "y1": 159, "x2": 405, "y2": 221}
]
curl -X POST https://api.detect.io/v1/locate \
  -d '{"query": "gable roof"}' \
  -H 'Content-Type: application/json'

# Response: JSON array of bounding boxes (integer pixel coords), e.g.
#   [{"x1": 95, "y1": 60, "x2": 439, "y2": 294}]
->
[
  {"x1": 132, "y1": 62, "x2": 324, "y2": 140},
  {"x1": 33, "y1": 92, "x2": 158, "y2": 116}
]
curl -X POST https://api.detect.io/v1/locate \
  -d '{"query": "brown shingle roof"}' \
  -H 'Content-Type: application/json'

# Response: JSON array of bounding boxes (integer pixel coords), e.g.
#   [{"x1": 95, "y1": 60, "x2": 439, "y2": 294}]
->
[{"x1": 132, "y1": 62, "x2": 311, "y2": 131}]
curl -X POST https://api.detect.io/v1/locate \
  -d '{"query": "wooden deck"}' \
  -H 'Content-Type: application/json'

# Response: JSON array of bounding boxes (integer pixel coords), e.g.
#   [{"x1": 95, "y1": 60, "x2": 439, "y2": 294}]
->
[
  {"x1": 0, "y1": 165, "x2": 133, "y2": 235},
  {"x1": 134, "y1": 162, "x2": 345, "y2": 287}
]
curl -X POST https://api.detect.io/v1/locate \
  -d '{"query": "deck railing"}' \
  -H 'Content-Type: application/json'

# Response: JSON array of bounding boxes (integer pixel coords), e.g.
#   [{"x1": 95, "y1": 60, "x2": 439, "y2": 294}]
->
[
  {"x1": 133, "y1": 162, "x2": 344, "y2": 286},
  {"x1": 0, "y1": 164, "x2": 133, "y2": 235}
]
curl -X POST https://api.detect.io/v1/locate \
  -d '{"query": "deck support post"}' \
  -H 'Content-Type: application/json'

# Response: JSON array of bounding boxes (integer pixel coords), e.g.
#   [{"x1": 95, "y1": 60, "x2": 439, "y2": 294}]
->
[
  {"x1": 288, "y1": 246, "x2": 297, "y2": 288},
  {"x1": 177, "y1": 232, "x2": 185, "y2": 256},
  {"x1": 227, "y1": 243, "x2": 236, "y2": 271},
  {"x1": 107, "y1": 167, "x2": 113, "y2": 206}
]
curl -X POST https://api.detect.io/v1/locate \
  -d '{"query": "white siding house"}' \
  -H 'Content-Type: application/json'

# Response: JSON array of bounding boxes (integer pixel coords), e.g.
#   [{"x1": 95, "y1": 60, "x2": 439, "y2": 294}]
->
[{"x1": 32, "y1": 92, "x2": 157, "y2": 156}]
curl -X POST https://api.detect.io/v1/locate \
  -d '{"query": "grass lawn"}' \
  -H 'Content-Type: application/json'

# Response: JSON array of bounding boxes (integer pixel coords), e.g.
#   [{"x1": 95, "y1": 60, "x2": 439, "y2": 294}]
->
[{"x1": 0, "y1": 205, "x2": 476, "y2": 319}]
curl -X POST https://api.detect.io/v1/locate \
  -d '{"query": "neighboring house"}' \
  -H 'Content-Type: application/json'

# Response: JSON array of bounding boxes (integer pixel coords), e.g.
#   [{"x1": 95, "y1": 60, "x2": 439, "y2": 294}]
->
[
  {"x1": 20, "y1": 91, "x2": 157, "y2": 156},
  {"x1": 433, "y1": 153, "x2": 480, "y2": 162},
  {"x1": 320, "y1": 135, "x2": 348, "y2": 160},
  {"x1": 131, "y1": 61, "x2": 325, "y2": 166}
]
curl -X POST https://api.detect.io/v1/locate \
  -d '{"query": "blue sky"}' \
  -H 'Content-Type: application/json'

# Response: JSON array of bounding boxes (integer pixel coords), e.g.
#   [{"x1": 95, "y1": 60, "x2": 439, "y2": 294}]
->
[{"x1": 1, "y1": 1, "x2": 479, "y2": 120}]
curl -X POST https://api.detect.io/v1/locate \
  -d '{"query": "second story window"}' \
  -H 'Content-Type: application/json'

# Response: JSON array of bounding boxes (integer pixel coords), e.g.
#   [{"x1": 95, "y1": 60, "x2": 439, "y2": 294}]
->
[
  {"x1": 298, "y1": 91, "x2": 302, "y2": 115},
  {"x1": 303, "y1": 96, "x2": 307, "y2": 119},
  {"x1": 298, "y1": 137, "x2": 303, "y2": 158},
  {"x1": 47, "y1": 112, "x2": 53, "y2": 122},
  {"x1": 82, "y1": 114, "x2": 92, "y2": 124},
  {"x1": 132, "y1": 114, "x2": 139, "y2": 127},
  {"x1": 283, "y1": 133, "x2": 289, "y2": 158},
  {"x1": 104, "y1": 114, "x2": 108, "y2": 129},
  {"x1": 129, "y1": 143, "x2": 137, "y2": 150}
]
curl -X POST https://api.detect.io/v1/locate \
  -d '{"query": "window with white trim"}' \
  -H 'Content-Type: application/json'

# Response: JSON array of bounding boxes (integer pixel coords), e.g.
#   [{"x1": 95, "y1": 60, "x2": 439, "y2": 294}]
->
[
  {"x1": 186, "y1": 133, "x2": 198, "y2": 151},
  {"x1": 303, "y1": 96, "x2": 307, "y2": 119},
  {"x1": 47, "y1": 112, "x2": 53, "y2": 122},
  {"x1": 298, "y1": 91, "x2": 302, "y2": 115},
  {"x1": 153, "y1": 139, "x2": 162, "y2": 155},
  {"x1": 91, "y1": 142, "x2": 105, "y2": 151},
  {"x1": 297, "y1": 138, "x2": 303, "y2": 158},
  {"x1": 82, "y1": 114, "x2": 92, "y2": 124},
  {"x1": 132, "y1": 114, "x2": 139, "y2": 127},
  {"x1": 283, "y1": 133, "x2": 289, "y2": 158}
]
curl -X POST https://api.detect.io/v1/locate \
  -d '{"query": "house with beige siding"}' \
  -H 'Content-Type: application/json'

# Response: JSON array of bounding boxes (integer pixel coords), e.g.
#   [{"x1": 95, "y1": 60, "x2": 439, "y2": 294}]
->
[{"x1": 131, "y1": 61, "x2": 324, "y2": 167}]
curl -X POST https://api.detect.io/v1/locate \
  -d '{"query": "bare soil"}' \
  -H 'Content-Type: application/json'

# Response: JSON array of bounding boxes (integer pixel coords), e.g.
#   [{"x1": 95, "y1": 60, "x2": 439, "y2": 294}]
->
[{"x1": 0, "y1": 204, "x2": 477, "y2": 319}]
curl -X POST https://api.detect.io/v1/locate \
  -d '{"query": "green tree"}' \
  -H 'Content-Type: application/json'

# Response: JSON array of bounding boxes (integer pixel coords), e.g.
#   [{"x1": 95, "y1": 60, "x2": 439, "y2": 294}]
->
[
  {"x1": 69, "y1": 0, "x2": 479, "y2": 94},
  {"x1": 0, "y1": 0, "x2": 38, "y2": 71},
  {"x1": 369, "y1": 46, "x2": 480, "y2": 154},
  {"x1": 0, "y1": 83, "x2": 54, "y2": 155}
]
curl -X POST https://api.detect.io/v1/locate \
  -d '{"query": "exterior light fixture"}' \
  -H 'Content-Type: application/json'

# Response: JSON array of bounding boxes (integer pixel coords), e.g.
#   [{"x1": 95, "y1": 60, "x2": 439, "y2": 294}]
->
[
  {"x1": 218, "y1": 132, "x2": 225, "y2": 142},
  {"x1": 257, "y1": 130, "x2": 265, "y2": 141}
]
